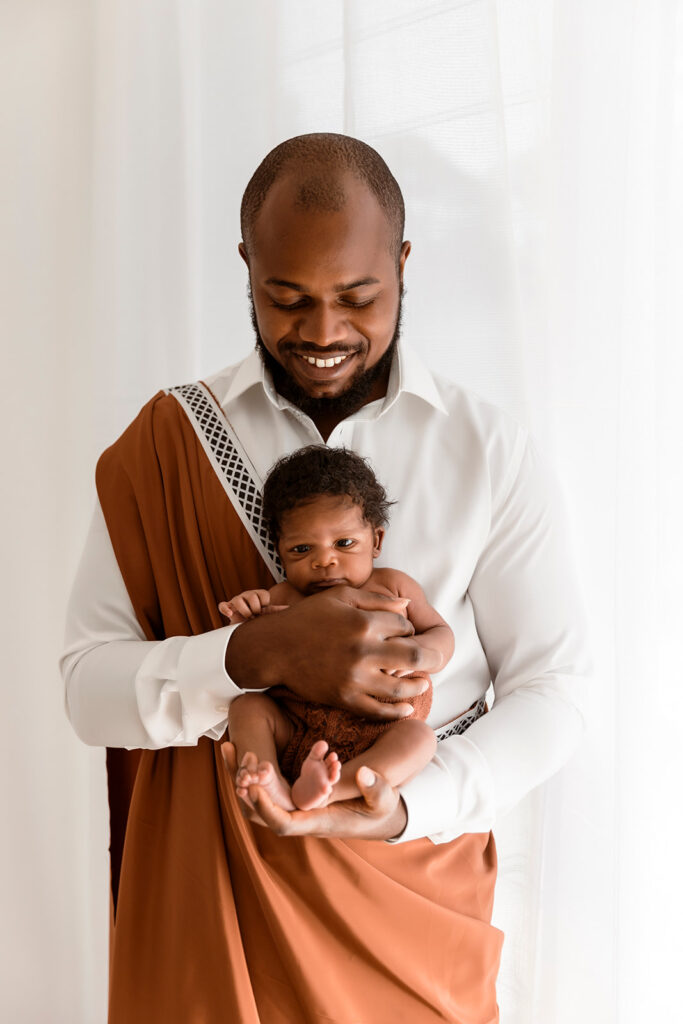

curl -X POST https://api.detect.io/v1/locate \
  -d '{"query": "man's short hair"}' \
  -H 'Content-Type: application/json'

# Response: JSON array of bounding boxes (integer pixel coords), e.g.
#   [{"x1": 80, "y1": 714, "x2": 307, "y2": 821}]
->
[
  {"x1": 241, "y1": 133, "x2": 405, "y2": 263},
  {"x1": 262, "y1": 445, "x2": 394, "y2": 542}
]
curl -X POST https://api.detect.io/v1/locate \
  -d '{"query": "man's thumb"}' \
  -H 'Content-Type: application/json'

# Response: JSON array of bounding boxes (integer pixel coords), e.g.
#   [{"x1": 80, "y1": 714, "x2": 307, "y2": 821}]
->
[{"x1": 356, "y1": 766, "x2": 379, "y2": 804}]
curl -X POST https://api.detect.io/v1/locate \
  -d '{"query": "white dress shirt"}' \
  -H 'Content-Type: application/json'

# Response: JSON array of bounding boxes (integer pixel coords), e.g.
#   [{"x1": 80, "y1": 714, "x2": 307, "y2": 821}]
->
[{"x1": 60, "y1": 341, "x2": 592, "y2": 844}]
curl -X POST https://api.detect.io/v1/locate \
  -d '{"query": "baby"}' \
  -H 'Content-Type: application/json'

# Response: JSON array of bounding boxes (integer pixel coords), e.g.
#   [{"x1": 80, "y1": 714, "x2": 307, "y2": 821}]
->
[{"x1": 220, "y1": 445, "x2": 454, "y2": 812}]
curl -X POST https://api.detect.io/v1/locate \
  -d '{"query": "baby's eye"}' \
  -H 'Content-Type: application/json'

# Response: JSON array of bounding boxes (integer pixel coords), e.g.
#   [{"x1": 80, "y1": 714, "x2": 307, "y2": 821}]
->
[
  {"x1": 336, "y1": 538, "x2": 355, "y2": 548},
  {"x1": 291, "y1": 544, "x2": 310, "y2": 554}
]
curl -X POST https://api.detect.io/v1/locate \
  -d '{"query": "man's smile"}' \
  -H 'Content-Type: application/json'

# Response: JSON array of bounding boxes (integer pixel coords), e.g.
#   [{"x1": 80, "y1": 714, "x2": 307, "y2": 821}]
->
[
  {"x1": 290, "y1": 349, "x2": 360, "y2": 383},
  {"x1": 297, "y1": 352, "x2": 351, "y2": 368}
]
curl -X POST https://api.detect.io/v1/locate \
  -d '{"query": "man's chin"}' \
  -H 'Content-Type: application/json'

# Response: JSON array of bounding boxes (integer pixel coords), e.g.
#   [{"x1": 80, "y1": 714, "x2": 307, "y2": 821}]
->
[{"x1": 257, "y1": 342, "x2": 395, "y2": 422}]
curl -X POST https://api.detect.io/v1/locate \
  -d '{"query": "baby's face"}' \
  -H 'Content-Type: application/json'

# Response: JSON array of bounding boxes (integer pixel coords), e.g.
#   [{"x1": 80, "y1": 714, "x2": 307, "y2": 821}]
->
[{"x1": 277, "y1": 495, "x2": 383, "y2": 596}]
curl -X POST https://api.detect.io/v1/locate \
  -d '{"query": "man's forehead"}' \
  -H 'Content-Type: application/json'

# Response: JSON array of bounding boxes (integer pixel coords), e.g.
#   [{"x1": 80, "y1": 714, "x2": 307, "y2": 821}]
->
[{"x1": 252, "y1": 173, "x2": 392, "y2": 250}]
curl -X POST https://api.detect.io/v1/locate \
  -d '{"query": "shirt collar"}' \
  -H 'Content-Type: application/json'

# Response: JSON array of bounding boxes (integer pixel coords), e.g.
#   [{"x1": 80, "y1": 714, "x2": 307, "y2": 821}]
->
[{"x1": 223, "y1": 341, "x2": 447, "y2": 417}]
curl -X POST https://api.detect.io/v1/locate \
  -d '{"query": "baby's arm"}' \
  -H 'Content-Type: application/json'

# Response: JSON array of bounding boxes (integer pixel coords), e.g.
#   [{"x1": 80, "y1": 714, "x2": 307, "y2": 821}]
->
[
  {"x1": 380, "y1": 570, "x2": 455, "y2": 674},
  {"x1": 218, "y1": 582, "x2": 291, "y2": 624}
]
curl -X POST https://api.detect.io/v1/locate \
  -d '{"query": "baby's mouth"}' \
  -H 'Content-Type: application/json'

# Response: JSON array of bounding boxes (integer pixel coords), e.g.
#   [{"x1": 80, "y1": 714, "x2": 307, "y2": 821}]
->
[{"x1": 307, "y1": 578, "x2": 347, "y2": 592}]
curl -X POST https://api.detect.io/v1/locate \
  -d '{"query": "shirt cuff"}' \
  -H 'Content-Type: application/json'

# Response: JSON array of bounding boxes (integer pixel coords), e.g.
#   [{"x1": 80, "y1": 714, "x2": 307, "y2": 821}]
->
[
  {"x1": 175, "y1": 623, "x2": 249, "y2": 738},
  {"x1": 385, "y1": 736, "x2": 496, "y2": 845},
  {"x1": 135, "y1": 624, "x2": 252, "y2": 747}
]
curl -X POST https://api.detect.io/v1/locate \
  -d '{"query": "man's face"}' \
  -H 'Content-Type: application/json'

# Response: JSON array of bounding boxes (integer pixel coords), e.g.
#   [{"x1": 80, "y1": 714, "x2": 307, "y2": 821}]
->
[{"x1": 239, "y1": 173, "x2": 410, "y2": 422}]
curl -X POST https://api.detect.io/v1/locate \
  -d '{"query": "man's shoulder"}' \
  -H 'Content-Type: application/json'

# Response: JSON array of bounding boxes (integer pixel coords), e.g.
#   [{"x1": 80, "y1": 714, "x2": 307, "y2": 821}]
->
[
  {"x1": 104, "y1": 352, "x2": 254, "y2": 450},
  {"x1": 417, "y1": 362, "x2": 530, "y2": 508},
  {"x1": 430, "y1": 365, "x2": 524, "y2": 437},
  {"x1": 201, "y1": 357, "x2": 250, "y2": 398}
]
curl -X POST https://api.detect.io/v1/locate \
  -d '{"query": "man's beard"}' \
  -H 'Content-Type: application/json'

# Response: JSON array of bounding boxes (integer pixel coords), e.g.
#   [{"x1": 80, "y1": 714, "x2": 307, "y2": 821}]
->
[{"x1": 249, "y1": 286, "x2": 404, "y2": 423}]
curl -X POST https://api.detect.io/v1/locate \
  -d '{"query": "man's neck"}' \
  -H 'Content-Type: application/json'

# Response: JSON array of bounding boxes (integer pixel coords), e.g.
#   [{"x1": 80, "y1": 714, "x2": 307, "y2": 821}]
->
[{"x1": 307, "y1": 365, "x2": 391, "y2": 441}]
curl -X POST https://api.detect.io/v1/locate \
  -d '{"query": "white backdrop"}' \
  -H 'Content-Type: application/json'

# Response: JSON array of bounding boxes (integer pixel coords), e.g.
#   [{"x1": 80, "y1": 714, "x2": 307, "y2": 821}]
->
[{"x1": 2, "y1": 1, "x2": 682, "y2": 1021}]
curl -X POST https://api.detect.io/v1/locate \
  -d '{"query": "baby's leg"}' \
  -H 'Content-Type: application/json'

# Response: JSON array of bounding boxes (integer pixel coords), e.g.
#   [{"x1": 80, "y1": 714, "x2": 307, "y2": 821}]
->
[
  {"x1": 228, "y1": 693, "x2": 296, "y2": 810},
  {"x1": 328, "y1": 718, "x2": 437, "y2": 804}
]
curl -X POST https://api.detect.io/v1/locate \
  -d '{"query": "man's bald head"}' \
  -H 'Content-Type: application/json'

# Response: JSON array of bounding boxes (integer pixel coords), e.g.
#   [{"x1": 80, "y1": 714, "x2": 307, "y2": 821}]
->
[{"x1": 240, "y1": 133, "x2": 405, "y2": 264}]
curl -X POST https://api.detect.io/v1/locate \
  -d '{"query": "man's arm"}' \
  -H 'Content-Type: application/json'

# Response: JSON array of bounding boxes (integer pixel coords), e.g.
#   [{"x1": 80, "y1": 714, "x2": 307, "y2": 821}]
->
[
  {"x1": 61, "y1": 503, "x2": 433, "y2": 749},
  {"x1": 60, "y1": 500, "x2": 246, "y2": 748},
  {"x1": 390, "y1": 433, "x2": 593, "y2": 843}
]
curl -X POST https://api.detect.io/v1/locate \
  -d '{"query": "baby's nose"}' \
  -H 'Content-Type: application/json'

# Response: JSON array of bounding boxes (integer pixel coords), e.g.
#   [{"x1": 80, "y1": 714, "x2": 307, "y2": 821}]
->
[{"x1": 313, "y1": 549, "x2": 337, "y2": 568}]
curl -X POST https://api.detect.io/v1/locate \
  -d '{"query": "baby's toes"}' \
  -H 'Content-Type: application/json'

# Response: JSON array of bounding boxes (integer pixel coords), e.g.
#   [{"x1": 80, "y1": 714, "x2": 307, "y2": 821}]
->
[
  {"x1": 240, "y1": 751, "x2": 258, "y2": 774},
  {"x1": 256, "y1": 760, "x2": 276, "y2": 784},
  {"x1": 325, "y1": 753, "x2": 341, "y2": 784},
  {"x1": 309, "y1": 740, "x2": 329, "y2": 760}
]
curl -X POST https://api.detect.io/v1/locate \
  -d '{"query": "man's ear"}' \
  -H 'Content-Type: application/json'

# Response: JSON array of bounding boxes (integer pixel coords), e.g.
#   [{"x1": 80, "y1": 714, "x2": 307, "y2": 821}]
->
[
  {"x1": 238, "y1": 242, "x2": 250, "y2": 267},
  {"x1": 398, "y1": 239, "x2": 411, "y2": 289},
  {"x1": 372, "y1": 528, "x2": 385, "y2": 557}
]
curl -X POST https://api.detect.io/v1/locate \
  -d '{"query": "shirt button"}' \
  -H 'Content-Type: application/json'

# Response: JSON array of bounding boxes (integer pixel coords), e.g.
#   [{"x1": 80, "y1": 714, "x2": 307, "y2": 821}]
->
[{"x1": 216, "y1": 704, "x2": 230, "y2": 713}]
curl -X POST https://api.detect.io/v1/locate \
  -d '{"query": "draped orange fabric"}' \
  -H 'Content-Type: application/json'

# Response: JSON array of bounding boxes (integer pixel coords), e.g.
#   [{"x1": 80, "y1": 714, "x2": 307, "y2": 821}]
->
[{"x1": 96, "y1": 389, "x2": 504, "y2": 1024}]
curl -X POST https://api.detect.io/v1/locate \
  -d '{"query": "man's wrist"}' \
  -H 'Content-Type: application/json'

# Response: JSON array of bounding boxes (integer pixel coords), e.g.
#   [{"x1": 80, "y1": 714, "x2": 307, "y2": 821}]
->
[
  {"x1": 224, "y1": 616, "x2": 279, "y2": 689},
  {"x1": 386, "y1": 796, "x2": 408, "y2": 843}
]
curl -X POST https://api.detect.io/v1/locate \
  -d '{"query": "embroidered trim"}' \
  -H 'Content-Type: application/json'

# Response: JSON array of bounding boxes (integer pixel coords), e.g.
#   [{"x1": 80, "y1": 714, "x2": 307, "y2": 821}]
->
[
  {"x1": 434, "y1": 696, "x2": 488, "y2": 742},
  {"x1": 165, "y1": 381, "x2": 284, "y2": 582}
]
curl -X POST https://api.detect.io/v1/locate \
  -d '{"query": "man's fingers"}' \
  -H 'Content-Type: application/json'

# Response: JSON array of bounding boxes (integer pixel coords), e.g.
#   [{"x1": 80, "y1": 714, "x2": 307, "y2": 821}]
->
[
  {"x1": 369, "y1": 666, "x2": 430, "y2": 700},
  {"x1": 235, "y1": 773, "x2": 406, "y2": 841},
  {"x1": 336, "y1": 589, "x2": 415, "y2": 635},
  {"x1": 221, "y1": 741, "x2": 237, "y2": 774},
  {"x1": 355, "y1": 767, "x2": 395, "y2": 814},
  {"x1": 352, "y1": 695, "x2": 417, "y2": 720},
  {"x1": 248, "y1": 784, "x2": 307, "y2": 836}
]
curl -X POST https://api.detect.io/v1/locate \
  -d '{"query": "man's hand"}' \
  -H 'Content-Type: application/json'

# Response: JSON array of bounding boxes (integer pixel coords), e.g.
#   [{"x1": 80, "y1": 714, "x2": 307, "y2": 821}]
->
[
  {"x1": 221, "y1": 742, "x2": 408, "y2": 841},
  {"x1": 225, "y1": 585, "x2": 431, "y2": 720}
]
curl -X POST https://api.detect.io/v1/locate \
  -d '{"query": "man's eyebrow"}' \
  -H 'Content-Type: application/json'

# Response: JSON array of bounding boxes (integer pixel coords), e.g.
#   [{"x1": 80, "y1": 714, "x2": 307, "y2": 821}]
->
[{"x1": 264, "y1": 276, "x2": 381, "y2": 293}]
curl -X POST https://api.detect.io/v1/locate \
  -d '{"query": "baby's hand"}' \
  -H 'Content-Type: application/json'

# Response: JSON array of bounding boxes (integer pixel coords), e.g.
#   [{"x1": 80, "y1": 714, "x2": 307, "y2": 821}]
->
[
  {"x1": 219, "y1": 589, "x2": 272, "y2": 622},
  {"x1": 218, "y1": 590, "x2": 289, "y2": 623}
]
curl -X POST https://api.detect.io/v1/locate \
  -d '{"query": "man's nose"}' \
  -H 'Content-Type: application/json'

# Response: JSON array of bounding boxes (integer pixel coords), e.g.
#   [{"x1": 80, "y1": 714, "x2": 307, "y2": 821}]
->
[{"x1": 296, "y1": 303, "x2": 348, "y2": 347}]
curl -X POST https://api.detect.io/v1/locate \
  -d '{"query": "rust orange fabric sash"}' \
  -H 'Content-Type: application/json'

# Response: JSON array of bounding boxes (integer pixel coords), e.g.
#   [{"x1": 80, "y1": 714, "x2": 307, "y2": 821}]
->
[{"x1": 96, "y1": 389, "x2": 504, "y2": 1023}]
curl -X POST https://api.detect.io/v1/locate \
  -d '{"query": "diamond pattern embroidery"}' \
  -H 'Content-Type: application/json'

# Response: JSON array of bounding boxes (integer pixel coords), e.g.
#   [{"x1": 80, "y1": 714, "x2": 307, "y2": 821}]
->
[
  {"x1": 433, "y1": 696, "x2": 488, "y2": 743},
  {"x1": 169, "y1": 383, "x2": 283, "y2": 577}
]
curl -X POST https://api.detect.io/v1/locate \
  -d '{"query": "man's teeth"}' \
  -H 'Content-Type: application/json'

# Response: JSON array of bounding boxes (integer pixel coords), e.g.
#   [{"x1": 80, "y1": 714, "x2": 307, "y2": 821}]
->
[{"x1": 300, "y1": 354, "x2": 350, "y2": 368}]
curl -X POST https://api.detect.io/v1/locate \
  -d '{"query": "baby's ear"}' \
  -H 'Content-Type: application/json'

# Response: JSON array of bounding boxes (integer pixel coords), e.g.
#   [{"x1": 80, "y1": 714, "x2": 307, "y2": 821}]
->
[{"x1": 372, "y1": 528, "x2": 385, "y2": 557}]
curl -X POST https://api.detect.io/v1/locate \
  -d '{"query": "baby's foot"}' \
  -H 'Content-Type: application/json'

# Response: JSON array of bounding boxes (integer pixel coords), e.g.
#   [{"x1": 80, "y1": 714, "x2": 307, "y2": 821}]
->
[
  {"x1": 291, "y1": 741, "x2": 341, "y2": 810},
  {"x1": 235, "y1": 751, "x2": 296, "y2": 811}
]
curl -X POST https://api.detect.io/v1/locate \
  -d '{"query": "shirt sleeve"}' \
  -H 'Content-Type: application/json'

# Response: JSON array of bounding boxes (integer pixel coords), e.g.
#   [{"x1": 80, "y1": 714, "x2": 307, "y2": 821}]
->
[
  {"x1": 389, "y1": 432, "x2": 594, "y2": 844},
  {"x1": 60, "y1": 500, "x2": 251, "y2": 749}
]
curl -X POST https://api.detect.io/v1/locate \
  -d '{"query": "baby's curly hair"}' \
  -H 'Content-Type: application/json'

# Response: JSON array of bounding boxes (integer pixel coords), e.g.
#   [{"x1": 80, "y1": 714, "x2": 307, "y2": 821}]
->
[{"x1": 262, "y1": 446, "x2": 394, "y2": 542}]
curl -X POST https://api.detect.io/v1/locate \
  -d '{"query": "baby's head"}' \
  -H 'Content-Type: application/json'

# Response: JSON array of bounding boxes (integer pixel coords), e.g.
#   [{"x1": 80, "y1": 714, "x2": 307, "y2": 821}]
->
[{"x1": 262, "y1": 446, "x2": 393, "y2": 595}]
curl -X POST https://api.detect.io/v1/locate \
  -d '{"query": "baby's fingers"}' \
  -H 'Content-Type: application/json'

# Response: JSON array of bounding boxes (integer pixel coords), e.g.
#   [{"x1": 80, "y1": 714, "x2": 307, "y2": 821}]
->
[
  {"x1": 245, "y1": 591, "x2": 268, "y2": 615},
  {"x1": 231, "y1": 596, "x2": 257, "y2": 618}
]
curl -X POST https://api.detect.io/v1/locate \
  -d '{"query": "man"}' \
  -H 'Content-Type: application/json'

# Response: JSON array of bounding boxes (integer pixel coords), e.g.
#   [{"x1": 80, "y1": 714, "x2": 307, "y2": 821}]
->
[{"x1": 62, "y1": 133, "x2": 591, "y2": 1023}]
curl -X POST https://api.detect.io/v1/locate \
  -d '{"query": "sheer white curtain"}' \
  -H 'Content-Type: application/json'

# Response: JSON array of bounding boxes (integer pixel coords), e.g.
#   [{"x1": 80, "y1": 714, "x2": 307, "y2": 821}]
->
[{"x1": 4, "y1": 1, "x2": 681, "y2": 1021}]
